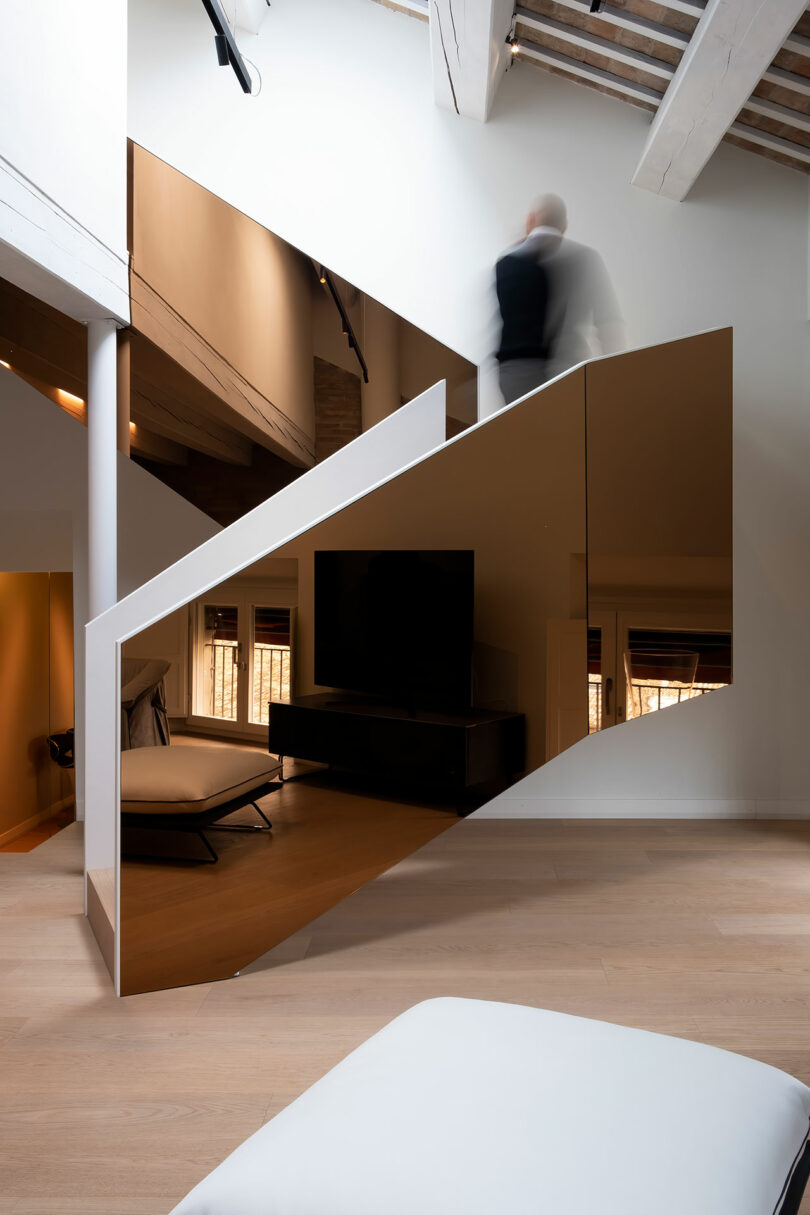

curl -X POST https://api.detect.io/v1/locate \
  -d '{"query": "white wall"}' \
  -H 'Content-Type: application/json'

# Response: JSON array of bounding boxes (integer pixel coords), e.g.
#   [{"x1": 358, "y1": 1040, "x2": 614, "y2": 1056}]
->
[
  {"x1": 128, "y1": 0, "x2": 810, "y2": 818},
  {"x1": 0, "y1": 1, "x2": 129, "y2": 321},
  {"x1": 0, "y1": 368, "x2": 220, "y2": 817}
]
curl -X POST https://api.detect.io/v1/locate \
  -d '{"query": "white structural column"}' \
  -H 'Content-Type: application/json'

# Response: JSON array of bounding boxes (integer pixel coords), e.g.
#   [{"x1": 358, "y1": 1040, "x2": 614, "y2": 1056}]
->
[
  {"x1": 632, "y1": 0, "x2": 809, "y2": 201},
  {"x1": 87, "y1": 319, "x2": 119, "y2": 618},
  {"x1": 429, "y1": 0, "x2": 515, "y2": 122}
]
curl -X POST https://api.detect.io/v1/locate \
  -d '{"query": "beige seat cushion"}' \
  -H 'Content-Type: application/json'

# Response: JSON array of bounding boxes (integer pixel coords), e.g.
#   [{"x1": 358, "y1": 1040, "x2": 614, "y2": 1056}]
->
[{"x1": 121, "y1": 745, "x2": 281, "y2": 816}]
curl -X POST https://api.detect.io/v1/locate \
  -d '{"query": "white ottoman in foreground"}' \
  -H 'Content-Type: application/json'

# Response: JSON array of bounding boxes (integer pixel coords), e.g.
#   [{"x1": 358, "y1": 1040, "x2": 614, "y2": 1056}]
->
[{"x1": 171, "y1": 998, "x2": 810, "y2": 1215}]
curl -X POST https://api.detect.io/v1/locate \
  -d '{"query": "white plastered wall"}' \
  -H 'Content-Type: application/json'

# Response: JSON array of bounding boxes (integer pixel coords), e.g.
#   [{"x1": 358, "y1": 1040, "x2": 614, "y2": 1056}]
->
[
  {"x1": 0, "y1": 0, "x2": 129, "y2": 322},
  {"x1": 0, "y1": 370, "x2": 220, "y2": 819},
  {"x1": 128, "y1": 0, "x2": 810, "y2": 818}
]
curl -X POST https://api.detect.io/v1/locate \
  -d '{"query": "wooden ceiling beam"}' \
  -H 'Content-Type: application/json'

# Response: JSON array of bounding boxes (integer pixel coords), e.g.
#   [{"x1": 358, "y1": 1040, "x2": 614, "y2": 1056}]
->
[
  {"x1": 523, "y1": 1, "x2": 690, "y2": 52},
  {"x1": 516, "y1": 39, "x2": 665, "y2": 104},
  {"x1": 730, "y1": 118, "x2": 810, "y2": 163},
  {"x1": 128, "y1": 424, "x2": 189, "y2": 466},
  {"x1": 515, "y1": 10, "x2": 676, "y2": 80},
  {"x1": 632, "y1": 0, "x2": 809, "y2": 200},
  {"x1": 429, "y1": 0, "x2": 515, "y2": 121},
  {"x1": 744, "y1": 93, "x2": 810, "y2": 134},
  {"x1": 762, "y1": 63, "x2": 810, "y2": 97},
  {"x1": 783, "y1": 29, "x2": 810, "y2": 56},
  {"x1": 131, "y1": 380, "x2": 254, "y2": 466}
]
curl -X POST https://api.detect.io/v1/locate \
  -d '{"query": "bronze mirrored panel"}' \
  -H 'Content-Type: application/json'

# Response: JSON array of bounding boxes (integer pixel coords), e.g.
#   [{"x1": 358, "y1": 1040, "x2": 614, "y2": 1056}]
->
[
  {"x1": 118, "y1": 331, "x2": 732, "y2": 995},
  {"x1": 119, "y1": 369, "x2": 589, "y2": 994},
  {"x1": 585, "y1": 330, "x2": 733, "y2": 734}
]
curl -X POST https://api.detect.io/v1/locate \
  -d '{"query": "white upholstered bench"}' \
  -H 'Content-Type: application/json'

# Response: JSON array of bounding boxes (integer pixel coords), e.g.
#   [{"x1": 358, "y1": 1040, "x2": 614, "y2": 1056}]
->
[
  {"x1": 121, "y1": 745, "x2": 282, "y2": 863},
  {"x1": 170, "y1": 997, "x2": 810, "y2": 1215}
]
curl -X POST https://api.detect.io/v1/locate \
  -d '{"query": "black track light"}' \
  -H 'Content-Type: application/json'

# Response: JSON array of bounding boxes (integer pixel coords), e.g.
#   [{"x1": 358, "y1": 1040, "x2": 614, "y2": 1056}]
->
[{"x1": 200, "y1": 0, "x2": 253, "y2": 93}]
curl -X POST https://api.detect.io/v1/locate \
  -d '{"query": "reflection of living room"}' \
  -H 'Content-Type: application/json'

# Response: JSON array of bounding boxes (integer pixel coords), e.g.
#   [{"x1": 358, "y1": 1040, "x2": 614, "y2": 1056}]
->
[{"x1": 117, "y1": 331, "x2": 733, "y2": 997}]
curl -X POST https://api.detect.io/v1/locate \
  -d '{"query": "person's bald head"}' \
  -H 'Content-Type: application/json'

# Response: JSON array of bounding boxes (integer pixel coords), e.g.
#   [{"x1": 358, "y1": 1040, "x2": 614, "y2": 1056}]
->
[{"x1": 526, "y1": 194, "x2": 567, "y2": 236}]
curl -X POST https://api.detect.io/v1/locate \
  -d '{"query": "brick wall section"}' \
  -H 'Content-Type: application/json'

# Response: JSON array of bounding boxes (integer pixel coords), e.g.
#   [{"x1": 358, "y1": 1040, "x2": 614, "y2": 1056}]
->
[{"x1": 314, "y1": 356, "x2": 362, "y2": 463}]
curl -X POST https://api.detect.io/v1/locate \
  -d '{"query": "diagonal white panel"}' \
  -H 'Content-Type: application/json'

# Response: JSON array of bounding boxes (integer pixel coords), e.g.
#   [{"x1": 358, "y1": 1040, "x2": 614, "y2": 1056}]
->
[{"x1": 632, "y1": 0, "x2": 809, "y2": 201}]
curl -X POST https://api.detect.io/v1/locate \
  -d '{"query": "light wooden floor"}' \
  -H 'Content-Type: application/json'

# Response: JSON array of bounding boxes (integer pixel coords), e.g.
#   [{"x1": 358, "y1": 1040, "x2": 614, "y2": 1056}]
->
[{"x1": 4, "y1": 817, "x2": 810, "y2": 1213}]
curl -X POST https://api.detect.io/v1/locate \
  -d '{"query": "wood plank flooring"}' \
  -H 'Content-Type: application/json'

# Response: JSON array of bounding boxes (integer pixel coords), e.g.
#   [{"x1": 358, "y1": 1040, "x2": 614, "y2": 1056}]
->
[{"x1": 3, "y1": 818, "x2": 810, "y2": 1212}]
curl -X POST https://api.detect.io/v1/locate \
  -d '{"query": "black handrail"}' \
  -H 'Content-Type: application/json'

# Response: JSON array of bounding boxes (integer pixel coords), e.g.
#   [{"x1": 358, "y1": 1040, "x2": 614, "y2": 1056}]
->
[{"x1": 320, "y1": 267, "x2": 370, "y2": 384}]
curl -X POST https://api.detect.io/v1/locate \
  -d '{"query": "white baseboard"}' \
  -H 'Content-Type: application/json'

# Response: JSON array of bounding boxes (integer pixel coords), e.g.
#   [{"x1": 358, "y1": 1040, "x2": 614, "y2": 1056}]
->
[
  {"x1": 474, "y1": 798, "x2": 810, "y2": 820},
  {"x1": 0, "y1": 796, "x2": 75, "y2": 846}
]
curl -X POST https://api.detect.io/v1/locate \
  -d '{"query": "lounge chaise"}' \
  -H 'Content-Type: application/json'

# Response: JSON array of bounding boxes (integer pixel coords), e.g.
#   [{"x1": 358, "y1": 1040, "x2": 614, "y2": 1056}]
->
[
  {"x1": 170, "y1": 996, "x2": 810, "y2": 1215},
  {"x1": 121, "y1": 745, "x2": 282, "y2": 863}
]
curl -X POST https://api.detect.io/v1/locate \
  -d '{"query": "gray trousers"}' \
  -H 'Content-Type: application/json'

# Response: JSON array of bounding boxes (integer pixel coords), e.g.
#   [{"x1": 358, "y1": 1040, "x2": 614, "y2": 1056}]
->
[{"x1": 498, "y1": 358, "x2": 550, "y2": 406}]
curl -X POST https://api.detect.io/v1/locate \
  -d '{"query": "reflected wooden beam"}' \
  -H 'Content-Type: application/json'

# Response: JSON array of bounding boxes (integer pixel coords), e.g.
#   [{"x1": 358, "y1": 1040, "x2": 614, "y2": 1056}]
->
[
  {"x1": 131, "y1": 273, "x2": 315, "y2": 467},
  {"x1": 131, "y1": 382, "x2": 253, "y2": 466},
  {"x1": 128, "y1": 423, "x2": 188, "y2": 466}
]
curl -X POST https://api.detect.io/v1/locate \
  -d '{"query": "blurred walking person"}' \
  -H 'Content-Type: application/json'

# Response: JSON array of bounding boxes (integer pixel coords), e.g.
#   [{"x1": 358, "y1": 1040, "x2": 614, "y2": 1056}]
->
[{"x1": 495, "y1": 194, "x2": 625, "y2": 405}]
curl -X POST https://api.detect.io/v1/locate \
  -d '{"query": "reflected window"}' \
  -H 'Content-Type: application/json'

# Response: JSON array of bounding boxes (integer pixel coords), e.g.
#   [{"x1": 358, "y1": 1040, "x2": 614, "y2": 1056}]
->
[
  {"x1": 588, "y1": 627, "x2": 602, "y2": 733},
  {"x1": 201, "y1": 604, "x2": 239, "y2": 721},
  {"x1": 251, "y1": 607, "x2": 292, "y2": 725},
  {"x1": 624, "y1": 628, "x2": 731, "y2": 721},
  {"x1": 191, "y1": 600, "x2": 293, "y2": 732}
]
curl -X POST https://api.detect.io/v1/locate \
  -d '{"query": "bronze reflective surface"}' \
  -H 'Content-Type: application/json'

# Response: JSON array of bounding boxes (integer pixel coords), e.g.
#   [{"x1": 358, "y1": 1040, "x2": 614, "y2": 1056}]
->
[{"x1": 585, "y1": 330, "x2": 733, "y2": 734}]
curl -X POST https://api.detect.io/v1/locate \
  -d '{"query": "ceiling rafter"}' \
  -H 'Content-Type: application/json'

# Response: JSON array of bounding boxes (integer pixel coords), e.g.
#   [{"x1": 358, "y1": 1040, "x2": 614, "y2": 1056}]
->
[
  {"x1": 516, "y1": 1, "x2": 690, "y2": 51},
  {"x1": 515, "y1": 10, "x2": 677, "y2": 80},
  {"x1": 516, "y1": 39, "x2": 664, "y2": 105},
  {"x1": 744, "y1": 94, "x2": 810, "y2": 133},
  {"x1": 730, "y1": 119, "x2": 810, "y2": 163}
]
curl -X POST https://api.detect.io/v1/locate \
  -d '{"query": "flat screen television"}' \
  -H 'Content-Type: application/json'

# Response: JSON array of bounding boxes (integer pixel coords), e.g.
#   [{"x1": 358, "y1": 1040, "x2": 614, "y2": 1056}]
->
[{"x1": 314, "y1": 550, "x2": 474, "y2": 711}]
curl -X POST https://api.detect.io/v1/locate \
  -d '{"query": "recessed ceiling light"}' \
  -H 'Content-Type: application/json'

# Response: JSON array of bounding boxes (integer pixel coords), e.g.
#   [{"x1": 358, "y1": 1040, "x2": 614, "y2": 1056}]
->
[{"x1": 56, "y1": 388, "x2": 85, "y2": 407}]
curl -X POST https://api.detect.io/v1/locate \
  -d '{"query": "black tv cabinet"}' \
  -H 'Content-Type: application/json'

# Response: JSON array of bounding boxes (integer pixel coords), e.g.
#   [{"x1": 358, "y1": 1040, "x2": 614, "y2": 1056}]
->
[{"x1": 268, "y1": 694, "x2": 525, "y2": 803}]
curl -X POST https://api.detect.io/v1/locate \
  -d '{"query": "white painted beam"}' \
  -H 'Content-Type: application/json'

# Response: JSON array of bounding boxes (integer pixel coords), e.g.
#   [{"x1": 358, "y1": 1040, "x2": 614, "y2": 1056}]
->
[
  {"x1": 515, "y1": 11, "x2": 676, "y2": 81},
  {"x1": 654, "y1": 0, "x2": 706, "y2": 16},
  {"x1": 429, "y1": 0, "x2": 515, "y2": 121},
  {"x1": 517, "y1": 40, "x2": 664, "y2": 106},
  {"x1": 382, "y1": 0, "x2": 429, "y2": 14},
  {"x1": 632, "y1": 0, "x2": 810, "y2": 201}
]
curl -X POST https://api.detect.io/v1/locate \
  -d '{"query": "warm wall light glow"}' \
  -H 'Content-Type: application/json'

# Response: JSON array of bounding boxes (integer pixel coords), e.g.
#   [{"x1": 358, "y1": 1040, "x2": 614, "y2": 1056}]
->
[
  {"x1": 129, "y1": 421, "x2": 137, "y2": 432},
  {"x1": 0, "y1": 360, "x2": 10, "y2": 369},
  {"x1": 56, "y1": 388, "x2": 85, "y2": 407}
]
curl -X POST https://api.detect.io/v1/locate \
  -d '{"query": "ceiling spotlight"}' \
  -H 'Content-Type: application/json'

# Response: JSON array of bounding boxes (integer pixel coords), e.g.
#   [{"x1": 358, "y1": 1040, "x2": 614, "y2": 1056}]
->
[
  {"x1": 506, "y1": 33, "x2": 520, "y2": 55},
  {"x1": 319, "y1": 266, "x2": 327, "y2": 284}
]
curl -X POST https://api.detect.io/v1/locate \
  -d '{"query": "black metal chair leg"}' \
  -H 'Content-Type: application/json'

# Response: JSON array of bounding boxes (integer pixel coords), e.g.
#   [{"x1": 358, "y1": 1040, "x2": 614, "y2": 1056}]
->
[
  {"x1": 197, "y1": 830, "x2": 219, "y2": 863},
  {"x1": 252, "y1": 802, "x2": 272, "y2": 829}
]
